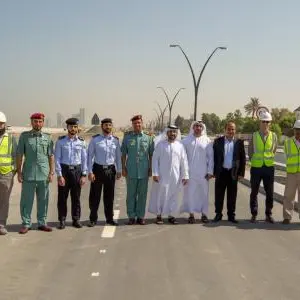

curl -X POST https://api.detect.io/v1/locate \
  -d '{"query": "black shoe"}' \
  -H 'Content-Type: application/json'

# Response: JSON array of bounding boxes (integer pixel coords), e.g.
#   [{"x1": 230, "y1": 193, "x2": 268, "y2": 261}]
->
[
  {"x1": 228, "y1": 217, "x2": 238, "y2": 224},
  {"x1": 168, "y1": 216, "x2": 178, "y2": 225},
  {"x1": 250, "y1": 215, "x2": 257, "y2": 223},
  {"x1": 201, "y1": 214, "x2": 209, "y2": 224},
  {"x1": 72, "y1": 220, "x2": 83, "y2": 228},
  {"x1": 87, "y1": 221, "x2": 96, "y2": 227},
  {"x1": 106, "y1": 220, "x2": 118, "y2": 226},
  {"x1": 266, "y1": 216, "x2": 275, "y2": 224},
  {"x1": 213, "y1": 214, "x2": 222, "y2": 223},
  {"x1": 58, "y1": 221, "x2": 65, "y2": 230}
]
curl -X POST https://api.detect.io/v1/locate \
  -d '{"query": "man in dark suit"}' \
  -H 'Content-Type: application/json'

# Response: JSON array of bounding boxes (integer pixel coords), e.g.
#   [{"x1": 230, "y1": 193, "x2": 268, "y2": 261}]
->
[{"x1": 213, "y1": 121, "x2": 246, "y2": 223}]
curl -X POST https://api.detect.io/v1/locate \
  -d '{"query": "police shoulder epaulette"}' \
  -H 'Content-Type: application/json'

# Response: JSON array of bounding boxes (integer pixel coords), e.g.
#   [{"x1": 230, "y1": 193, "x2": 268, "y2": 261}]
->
[
  {"x1": 78, "y1": 136, "x2": 85, "y2": 141},
  {"x1": 58, "y1": 135, "x2": 66, "y2": 140},
  {"x1": 92, "y1": 134, "x2": 100, "y2": 138}
]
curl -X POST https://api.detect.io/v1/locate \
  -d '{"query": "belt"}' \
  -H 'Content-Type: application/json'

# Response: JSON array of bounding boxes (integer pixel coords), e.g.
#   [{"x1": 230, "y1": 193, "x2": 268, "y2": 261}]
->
[
  {"x1": 61, "y1": 164, "x2": 81, "y2": 170},
  {"x1": 94, "y1": 163, "x2": 115, "y2": 169},
  {"x1": 222, "y1": 167, "x2": 232, "y2": 171}
]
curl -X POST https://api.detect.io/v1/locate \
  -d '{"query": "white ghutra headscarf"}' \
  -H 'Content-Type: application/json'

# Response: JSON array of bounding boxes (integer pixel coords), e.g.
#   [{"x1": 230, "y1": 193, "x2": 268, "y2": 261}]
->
[
  {"x1": 187, "y1": 120, "x2": 207, "y2": 137},
  {"x1": 154, "y1": 125, "x2": 182, "y2": 147}
]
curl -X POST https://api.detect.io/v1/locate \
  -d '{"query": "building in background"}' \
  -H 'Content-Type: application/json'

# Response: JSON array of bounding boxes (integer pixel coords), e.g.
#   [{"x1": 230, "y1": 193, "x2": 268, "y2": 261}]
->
[
  {"x1": 294, "y1": 106, "x2": 300, "y2": 120},
  {"x1": 79, "y1": 108, "x2": 85, "y2": 125},
  {"x1": 91, "y1": 113, "x2": 100, "y2": 125},
  {"x1": 56, "y1": 113, "x2": 64, "y2": 128}
]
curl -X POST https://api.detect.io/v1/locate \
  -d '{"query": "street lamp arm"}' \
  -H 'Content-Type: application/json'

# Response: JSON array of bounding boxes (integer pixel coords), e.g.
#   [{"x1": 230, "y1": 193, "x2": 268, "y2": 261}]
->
[
  {"x1": 196, "y1": 47, "x2": 220, "y2": 89},
  {"x1": 171, "y1": 88, "x2": 185, "y2": 110},
  {"x1": 176, "y1": 46, "x2": 197, "y2": 88},
  {"x1": 157, "y1": 87, "x2": 171, "y2": 110}
]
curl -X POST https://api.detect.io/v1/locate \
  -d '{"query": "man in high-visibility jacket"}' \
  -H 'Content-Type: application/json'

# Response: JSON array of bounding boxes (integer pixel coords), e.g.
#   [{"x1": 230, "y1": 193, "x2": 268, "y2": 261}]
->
[
  {"x1": 248, "y1": 111, "x2": 277, "y2": 223},
  {"x1": 0, "y1": 112, "x2": 17, "y2": 235},
  {"x1": 283, "y1": 120, "x2": 300, "y2": 224}
]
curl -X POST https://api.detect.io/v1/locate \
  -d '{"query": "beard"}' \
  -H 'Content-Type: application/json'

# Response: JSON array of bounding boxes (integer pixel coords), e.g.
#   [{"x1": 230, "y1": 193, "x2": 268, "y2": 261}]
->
[
  {"x1": 103, "y1": 128, "x2": 112, "y2": 134},
  {"x1": 68, "y1": 129, "x2": 77, "y2": 136},
  {"x1": 0, "y1": 127, "x2": 5, "y2": 136}
]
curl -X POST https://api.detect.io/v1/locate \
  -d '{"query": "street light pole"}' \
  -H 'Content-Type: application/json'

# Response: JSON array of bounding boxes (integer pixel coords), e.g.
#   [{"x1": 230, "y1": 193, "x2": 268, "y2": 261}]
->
[
  {"x1": 170, "y1": 44, "x2": 227, "y2": 121},
  {"x1": 157, "y1": 87, "x2": 185, "y2": 126},
  {"x1": 154, "y1": 102, "x2": 168, "y2": 131}
]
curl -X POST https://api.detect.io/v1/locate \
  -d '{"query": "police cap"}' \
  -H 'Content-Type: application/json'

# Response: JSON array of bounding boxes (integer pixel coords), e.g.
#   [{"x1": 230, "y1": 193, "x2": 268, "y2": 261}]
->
[
  {"x1": 65, "y1": 118, "x2": 79, "y2": 125},
  {"x1": 101, "y1": 118, "x2": 113, "y2": 125}
]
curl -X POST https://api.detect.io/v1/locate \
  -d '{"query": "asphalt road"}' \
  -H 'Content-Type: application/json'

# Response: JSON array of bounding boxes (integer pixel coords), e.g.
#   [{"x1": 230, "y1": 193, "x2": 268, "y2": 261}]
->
[{"x1": 1, "y1": 178, "x2": 300, "y2": 300}]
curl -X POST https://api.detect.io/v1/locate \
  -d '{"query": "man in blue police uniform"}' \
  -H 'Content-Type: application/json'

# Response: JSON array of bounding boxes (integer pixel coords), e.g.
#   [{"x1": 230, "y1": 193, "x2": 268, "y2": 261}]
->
[
  {"x1": 87, "y1": 118, "x2": 121, "y2": 227},
  {"x1": 54, "y1": 118, "x2": 87, "y2": 229}
]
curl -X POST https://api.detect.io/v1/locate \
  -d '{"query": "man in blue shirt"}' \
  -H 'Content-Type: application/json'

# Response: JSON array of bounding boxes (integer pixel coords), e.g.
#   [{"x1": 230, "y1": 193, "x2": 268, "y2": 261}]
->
[
  {"x1": 87, "y1": 118, "x2": 121, "y2": 226},
  {"x1": 55, "y1": 118, "x2": 87, "y2": 229}
]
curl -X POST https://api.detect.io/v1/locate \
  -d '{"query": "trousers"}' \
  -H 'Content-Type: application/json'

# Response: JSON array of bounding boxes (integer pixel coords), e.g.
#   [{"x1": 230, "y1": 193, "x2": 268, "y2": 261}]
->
[
  {"x1": 283, "y1": 173, "x2": 300, "y2": 220},
  {"x1": 0, "y1": 172, "x2": 14, "y2": 226},
  {"x1": 215, "y1": 168, "x2": 238, "y2": 218},
  {"x1": 89, "y1": 164, "x2": 116, "y2": 222},
  {"x1": 250, "y1": 166, "x2": 274, "y2": 216},
  {"x1": 20, "y1": 180, "x2": 49, "y2": 227},
  {"x1": 58, "y1": 164, "x2": 82, "y2": 221},
  {"x1": 126, "y1": 177, "x2": 148, "y2": 218}
]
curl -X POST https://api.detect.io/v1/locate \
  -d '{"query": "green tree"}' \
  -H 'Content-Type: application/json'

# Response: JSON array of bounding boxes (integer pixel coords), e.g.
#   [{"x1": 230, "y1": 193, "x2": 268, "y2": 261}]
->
[
  {"x1": 174, "y1": 115, "x2": 184, "y2": 131},
  {"x1": 202, "y1": 113, "x2": 222, "y2": 134},
  {"x1": 279, "y1": 115, "x2": 296, "y2": 129},
  {"x1": 271, "y1": 108, "x2": 294, "y2": 123},
  {"x1": 244, "y1": 97, "x2": 261, "y2": 119},
  {"x1": 270, "y1": 123, "x2": 282, "y2": 140},
  {"x1": 241, "y1": 117, "x2": 259, "y2": 133}
]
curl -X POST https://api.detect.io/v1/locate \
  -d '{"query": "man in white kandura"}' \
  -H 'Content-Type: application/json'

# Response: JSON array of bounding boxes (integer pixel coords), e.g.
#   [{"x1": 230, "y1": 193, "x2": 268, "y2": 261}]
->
[
  {"x1": 181, "y1": 121, "x2": 214, "y2": 223},
  {"x1": 149, "y1": 125, "x2": 189, "y2": 225}
]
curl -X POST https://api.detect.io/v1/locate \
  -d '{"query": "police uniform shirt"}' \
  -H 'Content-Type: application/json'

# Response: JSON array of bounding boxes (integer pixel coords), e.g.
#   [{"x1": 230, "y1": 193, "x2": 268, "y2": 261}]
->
[
  {"x1": 54, "y1": 135, "x2": 88, "y2": 176},
  {"x1": 17, "y1": 130, "x2": 54, "y2": 181},
  {"x1": 87, "y1": 134, "x2": 122, "y2": 174}
]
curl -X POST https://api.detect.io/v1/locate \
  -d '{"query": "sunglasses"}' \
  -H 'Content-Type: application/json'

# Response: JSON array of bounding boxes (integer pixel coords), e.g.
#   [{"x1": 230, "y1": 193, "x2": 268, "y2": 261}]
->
[{"x1": 262, "y1": 121, "x2": 270, "y2": 124}]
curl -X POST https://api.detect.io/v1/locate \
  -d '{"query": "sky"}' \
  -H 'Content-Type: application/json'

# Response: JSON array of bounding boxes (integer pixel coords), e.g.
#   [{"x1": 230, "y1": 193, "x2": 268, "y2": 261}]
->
[{"x1": 1, "y1": 0, "x2": 300, "y2": 127}]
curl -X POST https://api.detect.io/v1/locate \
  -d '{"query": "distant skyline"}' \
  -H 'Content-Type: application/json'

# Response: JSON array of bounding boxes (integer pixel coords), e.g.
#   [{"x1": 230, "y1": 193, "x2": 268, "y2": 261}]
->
[{"x1": 1, "y1": 0, "x2": 300, "y2": 127}]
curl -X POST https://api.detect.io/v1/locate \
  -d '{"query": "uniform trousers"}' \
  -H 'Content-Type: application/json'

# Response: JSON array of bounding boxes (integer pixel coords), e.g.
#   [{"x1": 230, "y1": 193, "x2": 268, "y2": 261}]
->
[
  {"x1": 20, "y1": 180, "x2": 49, "y2": 227},
  {"x1": 58, "y1": 164, "x2": 82, "y2": 221},
  {"x1": 283, "y1": 173, "x2": 300, "y2": 220},
  {"x1": 89, "y1": 163, "x2": 116, "y2": 222},
  {"x1": 126, "y1": 177, "x2": 148, "y2": 219},
  {"x1": 250, "y1": 166, "x2": 274, "y2": 216},
  {"x1": 0, "y1": 172, "x2": 14, "y2": 226}
]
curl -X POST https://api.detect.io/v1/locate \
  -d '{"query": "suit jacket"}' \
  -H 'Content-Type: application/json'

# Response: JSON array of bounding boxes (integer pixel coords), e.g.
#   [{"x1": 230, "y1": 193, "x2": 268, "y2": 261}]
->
[{"x1": 213, "y1": 136, "x2": 246, "y2": 180}]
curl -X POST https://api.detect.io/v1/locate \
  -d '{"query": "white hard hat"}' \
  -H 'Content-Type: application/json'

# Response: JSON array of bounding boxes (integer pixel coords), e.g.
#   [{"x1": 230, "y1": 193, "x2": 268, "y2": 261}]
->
[
  {"x1": 293, "y1": 120, "x2": 300, "y2": 129},
  {"x1": 259, "y1": 111, "x2": 272, "y2": 121},
  {"x1": 0, "y1": 112, "x2": 7, "y2": 123}
]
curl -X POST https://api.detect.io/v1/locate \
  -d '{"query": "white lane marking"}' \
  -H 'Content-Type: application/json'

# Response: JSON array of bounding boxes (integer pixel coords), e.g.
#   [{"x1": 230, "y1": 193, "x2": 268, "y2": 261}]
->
[
  {"x1": 101, "y1": 210, "x2": 120, "y2": 238},
  {"x1": 91, "y1": 272, "x2": 100, "y2": 277},
  {"x1": 99, "y1": 249, "x2": 107, "y2": 254}
]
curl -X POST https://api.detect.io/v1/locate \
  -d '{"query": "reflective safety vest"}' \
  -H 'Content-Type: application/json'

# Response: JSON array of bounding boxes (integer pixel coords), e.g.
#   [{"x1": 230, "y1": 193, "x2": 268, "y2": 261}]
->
[
  {"x1": 250, "y1": 131, "x2": 275, "y2": 168},
  {"x1": 0, "y1": 134, "x2": 14, "y2": 174},
  {"x1": 285, "y1": 138, "x2": 300, "y2": 173}
]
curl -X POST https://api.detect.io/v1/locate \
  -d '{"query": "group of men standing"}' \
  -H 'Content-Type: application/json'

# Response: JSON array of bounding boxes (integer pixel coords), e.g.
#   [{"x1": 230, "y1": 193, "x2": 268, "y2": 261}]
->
[{"x1": 1, "y1": 109, "x2": 300, "y2": 235}]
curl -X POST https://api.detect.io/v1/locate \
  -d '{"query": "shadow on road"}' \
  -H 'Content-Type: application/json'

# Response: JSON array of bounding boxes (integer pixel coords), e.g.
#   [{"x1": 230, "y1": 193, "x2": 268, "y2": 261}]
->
[{"x1": 203, "y1": 220, "x2": 300, "y2": 231}]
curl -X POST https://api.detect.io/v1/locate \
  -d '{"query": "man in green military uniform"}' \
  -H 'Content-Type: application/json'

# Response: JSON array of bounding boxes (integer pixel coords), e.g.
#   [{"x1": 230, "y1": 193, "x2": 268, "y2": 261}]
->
[
  {"x1": 121, "y1": 115, "x2": 154, "y2": 225},
  {"x1": 17, "y1": 113, "x2": 54, "y2": 234}
]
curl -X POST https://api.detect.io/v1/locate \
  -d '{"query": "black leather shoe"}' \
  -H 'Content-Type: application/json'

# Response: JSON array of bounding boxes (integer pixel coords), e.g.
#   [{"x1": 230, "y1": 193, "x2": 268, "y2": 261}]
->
[
  {"x1": 250, "y1": 215, "x2": 257, "y2": 223},
  {"x1": 72, "y1": 220, "x2": 83, "y2": 228},
  {"x1": 228, "y1": 217, "x2": 238, "y2": 224},
  {"x1": 58, "y1": 221, "x2": 66, "y2": 230},
  {"x1": 87, "y1": 221, "x2": 96, "y2": 227},
  {"x1": 213, "y1": 214, "x2": 222, "y2": 223},
  {"x1": 265, "y1": 215, "x2": 275, "y2": 224},
  {"x1": 106, "y1": 220, "x2": 118, "y2": 226}
]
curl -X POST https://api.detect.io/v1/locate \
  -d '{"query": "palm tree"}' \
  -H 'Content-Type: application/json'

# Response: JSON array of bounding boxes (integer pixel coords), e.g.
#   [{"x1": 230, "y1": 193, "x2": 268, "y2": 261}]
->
[{"x1": 244, "y1": 97, "x2": 261, "y2": 119}]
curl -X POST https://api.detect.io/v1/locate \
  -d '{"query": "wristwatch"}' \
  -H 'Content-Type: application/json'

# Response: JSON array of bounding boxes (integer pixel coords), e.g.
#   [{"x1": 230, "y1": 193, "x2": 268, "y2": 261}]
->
[
  {"x1": 49, "y1": 172, "x2": 54, "y2": 175},
  {"x1": 81, "y1": 173, "x2": 87, "y2": 177}
]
